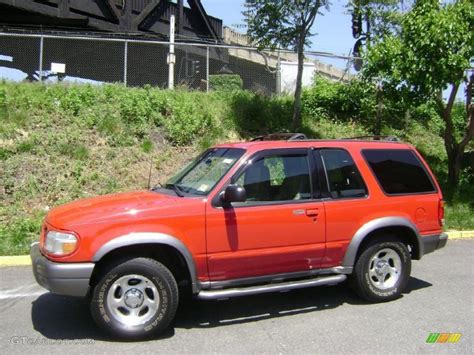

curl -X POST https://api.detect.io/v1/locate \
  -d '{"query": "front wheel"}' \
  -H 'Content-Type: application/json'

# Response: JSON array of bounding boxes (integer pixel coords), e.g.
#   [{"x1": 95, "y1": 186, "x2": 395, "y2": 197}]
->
[
  {"x1": 350, "y1": 240, "x2": 411, "y2": 302},
  {"x1": 90, "y1": 257, "x2": 179, "y2": 340}
]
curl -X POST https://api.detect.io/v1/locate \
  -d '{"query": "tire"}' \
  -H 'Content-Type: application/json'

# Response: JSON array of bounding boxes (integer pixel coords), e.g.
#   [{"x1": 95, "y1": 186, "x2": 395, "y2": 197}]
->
[
  {"x1": 90, "y1": 257, "x2": 179, "y2": 340},
  {"x1": 350, "y1": 239, "x2": 411, "y2": 302}
]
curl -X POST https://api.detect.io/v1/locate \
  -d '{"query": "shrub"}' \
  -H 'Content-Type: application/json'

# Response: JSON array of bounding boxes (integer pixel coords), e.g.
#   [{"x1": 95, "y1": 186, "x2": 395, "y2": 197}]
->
[{"x1": 209, "y1": 74, "x2": 243, "y2": 91}]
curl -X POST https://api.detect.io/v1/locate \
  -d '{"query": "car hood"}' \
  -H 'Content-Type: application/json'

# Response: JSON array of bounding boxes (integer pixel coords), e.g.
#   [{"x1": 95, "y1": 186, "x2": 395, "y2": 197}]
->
[{"x1": 46, "y1": 190, "x2": 178, "y2": 229}]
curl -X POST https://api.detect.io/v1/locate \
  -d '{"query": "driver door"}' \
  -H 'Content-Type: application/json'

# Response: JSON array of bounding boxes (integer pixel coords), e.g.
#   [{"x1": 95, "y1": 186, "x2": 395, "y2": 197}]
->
[{"x1": 205, "y1": 148, "x2": 326, "y2": 282}]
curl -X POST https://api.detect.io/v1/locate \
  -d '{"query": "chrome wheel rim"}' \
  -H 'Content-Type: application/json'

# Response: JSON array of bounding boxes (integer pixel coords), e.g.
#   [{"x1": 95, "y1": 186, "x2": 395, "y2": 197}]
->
[
  {"x1": 368, "y1": 248, "x2": 402, "y2": 290},
  {"x1": 106, "y1": 274, "x2": 160, "y2": 326}
]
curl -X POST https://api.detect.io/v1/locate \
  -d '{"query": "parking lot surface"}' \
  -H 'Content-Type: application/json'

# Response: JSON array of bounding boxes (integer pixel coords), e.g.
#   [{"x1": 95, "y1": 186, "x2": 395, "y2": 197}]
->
[{"x1": 0, "y1": 239, "x2": 472, "y2": 354}]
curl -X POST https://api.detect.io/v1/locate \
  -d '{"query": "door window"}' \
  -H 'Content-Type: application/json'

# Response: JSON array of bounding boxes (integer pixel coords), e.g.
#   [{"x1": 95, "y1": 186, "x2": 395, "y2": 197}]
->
[{"x1": 235, "y1": 154, "x2": 312, "y2": 202}]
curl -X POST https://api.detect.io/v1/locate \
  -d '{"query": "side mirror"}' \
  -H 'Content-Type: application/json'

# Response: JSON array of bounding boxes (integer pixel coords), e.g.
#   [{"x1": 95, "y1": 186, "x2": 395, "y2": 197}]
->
[{"x1": 221, "y1": 184, "x2": 246, "y2": 204}]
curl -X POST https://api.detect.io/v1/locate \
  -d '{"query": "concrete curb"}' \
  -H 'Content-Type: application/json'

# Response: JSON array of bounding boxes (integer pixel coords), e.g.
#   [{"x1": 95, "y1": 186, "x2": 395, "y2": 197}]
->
[
  {"x1": 446, "y1": 230, "x2": 474, "y2": 240},
  {"x1": 0, "y1": 255, "x2": 32, "y2": 267},
  {"x1": 1, "y1": 230, "x2": 473, "y2": 267}
]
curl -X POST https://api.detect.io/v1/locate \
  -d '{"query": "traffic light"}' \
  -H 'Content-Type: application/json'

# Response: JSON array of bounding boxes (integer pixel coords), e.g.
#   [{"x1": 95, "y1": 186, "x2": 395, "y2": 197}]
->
[
  {"x1": 352, "y1": 12, "x2": 362, "y2": 39},
  {"x1": 192, "y1": 60, "x2": 201, "y2": 75},
  {"x1": 353, "y1": 37, "x2": 364, "y2": 72},
  {"x1": 185, "y1": 58, "x2": 201, "y2": 77}
]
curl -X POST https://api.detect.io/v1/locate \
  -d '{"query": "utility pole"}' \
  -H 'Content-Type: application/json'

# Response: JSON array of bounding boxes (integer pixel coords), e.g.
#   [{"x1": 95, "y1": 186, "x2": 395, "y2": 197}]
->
[{"x1": 168, "y1": 13, "x2": 176, "y2": 89}]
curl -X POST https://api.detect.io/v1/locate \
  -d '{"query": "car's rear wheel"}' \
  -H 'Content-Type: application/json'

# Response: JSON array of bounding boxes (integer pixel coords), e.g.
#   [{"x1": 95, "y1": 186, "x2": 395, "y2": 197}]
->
[
  {"x1": 90, "y1": 257, "x2": 178, "y2": 340},
  {"x1": 350, "y1": 239, "x2": 411, "y2": 302}
]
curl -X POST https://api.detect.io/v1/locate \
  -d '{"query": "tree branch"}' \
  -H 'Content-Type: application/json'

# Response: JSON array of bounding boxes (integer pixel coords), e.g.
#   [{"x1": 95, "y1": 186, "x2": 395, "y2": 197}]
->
[{"x1": 303, "y1": 0, "x2": 320, "y2": 30}]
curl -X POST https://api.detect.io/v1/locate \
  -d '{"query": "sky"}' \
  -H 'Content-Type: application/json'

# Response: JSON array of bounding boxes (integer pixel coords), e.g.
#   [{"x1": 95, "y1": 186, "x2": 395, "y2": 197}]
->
[{"x1": 202, "y1": 0, "x2": 355, "y2": 69}]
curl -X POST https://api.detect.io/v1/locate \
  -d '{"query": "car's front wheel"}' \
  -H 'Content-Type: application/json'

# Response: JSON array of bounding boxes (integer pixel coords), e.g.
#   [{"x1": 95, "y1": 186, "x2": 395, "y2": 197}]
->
[
  {"x1": 90, "y1": 257, "x2": 179, "y2": 339},
  {"x1": 350, "y1": 239, "x2": 411, "y2": 302}
]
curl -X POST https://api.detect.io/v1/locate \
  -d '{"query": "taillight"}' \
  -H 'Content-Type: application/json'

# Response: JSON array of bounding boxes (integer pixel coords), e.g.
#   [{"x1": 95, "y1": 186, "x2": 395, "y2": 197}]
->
[{"x1": 438, "y1": 200, "x2": 445, "y2": 227}]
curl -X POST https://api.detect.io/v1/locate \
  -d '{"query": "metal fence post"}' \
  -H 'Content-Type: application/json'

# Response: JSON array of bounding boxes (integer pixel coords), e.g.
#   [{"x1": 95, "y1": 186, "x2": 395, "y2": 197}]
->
[
  {"x1": 38, "y1": 35, "x2": 44, "y2": 82},
  {"x1": 206, "y1": 46, "x2": 210, "y2": 92},
  {"x1": 123, "y1": 40, "x2": 128, "y2": 86}
]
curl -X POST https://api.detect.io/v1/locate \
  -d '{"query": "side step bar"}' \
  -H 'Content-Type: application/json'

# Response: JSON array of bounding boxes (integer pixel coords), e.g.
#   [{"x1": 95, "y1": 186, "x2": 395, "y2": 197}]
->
[{"x1": 196, "y1": 274, "x2": 347, "y2": 300}]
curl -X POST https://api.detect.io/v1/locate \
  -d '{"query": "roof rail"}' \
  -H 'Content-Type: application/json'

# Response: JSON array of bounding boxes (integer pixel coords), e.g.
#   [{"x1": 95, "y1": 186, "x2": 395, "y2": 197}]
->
[
  {"x1": 342, "y1": 135, "x2": 400, "y2": 142},
  {"x1": 251, "y1": 133, "x2": 307, "y2": 142}
]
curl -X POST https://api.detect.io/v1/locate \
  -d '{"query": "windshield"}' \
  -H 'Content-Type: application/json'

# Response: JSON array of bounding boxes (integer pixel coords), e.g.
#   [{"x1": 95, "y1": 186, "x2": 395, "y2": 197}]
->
[{"x1": 165, "y1": 148, "x2": 245, "y2": 195}]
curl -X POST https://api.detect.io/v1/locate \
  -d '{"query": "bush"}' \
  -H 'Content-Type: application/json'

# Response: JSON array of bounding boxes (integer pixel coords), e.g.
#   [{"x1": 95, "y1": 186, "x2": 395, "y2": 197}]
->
[{"x1": 209, "y1": 74, "x2": 243, "y2": 92}]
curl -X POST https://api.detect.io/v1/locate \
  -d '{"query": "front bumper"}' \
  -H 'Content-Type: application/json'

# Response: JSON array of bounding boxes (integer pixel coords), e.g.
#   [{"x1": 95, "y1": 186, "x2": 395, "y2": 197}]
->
[
  {"x1": 421, "y1": 232, "x2": 448, "y2": 256},
  {"x1": 30, "y1": 242, "x2": 94, "y2": 297}
]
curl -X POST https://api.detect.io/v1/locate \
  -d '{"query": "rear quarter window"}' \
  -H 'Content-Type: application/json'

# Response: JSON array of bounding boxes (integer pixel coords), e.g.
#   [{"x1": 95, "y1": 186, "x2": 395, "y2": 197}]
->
[
  {"x1": 320, "y1": 149, "x2": 367, "y2": 199},
  {"x1": 362, "y1": 149, "x2": 436, "y2": 195}
]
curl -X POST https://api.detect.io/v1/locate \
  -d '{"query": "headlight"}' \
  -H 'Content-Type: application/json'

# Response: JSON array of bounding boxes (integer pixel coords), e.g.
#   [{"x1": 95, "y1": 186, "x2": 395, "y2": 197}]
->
[{"x1": 44, "y1": 231, "x2": 78, "y2": 256}]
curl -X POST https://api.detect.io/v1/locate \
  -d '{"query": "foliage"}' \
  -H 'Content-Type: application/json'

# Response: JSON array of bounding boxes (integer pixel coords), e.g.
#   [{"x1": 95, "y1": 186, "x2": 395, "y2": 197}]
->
[
  {"x1": 364, "y1": 0, "x2": 473, "y2": 98},
  {"x1": 303, "y1": 76, "x2": 377, "y2": 126},
  {"x1": 228, "y1": 90, "x2": 294, "y2": 136},
  {"x1": 209, "y1": 75, "x2": 243, "y2": 92},
  {"x1": 362, "y1": 0, "x2": 474, "y2": 186},
  {"x1": 0, "y1": 214, "x2": 46, "y2": 256},
  {"x1": 245, "y1": 0, "x2": 329, "y2": 128},
  {"x1": 302, "y1": 75, "x2": 414, "y2": 132},
  {"x1": 244, "y1": 0, "x2": 328, "y2": 49}
]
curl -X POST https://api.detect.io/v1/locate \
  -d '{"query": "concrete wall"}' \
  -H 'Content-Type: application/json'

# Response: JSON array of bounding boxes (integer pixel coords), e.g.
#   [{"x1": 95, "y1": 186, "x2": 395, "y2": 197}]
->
[
  {"x1": 223, "y1": 26, "x2": 349, "y2": 86},
  {"x1": 280, "y1": 61, "x2": 316, "y2": 94}
]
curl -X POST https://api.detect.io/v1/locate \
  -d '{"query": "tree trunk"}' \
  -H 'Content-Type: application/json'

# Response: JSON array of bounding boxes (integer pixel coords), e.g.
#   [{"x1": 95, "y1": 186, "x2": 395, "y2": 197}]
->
[
  {"x1": 437, "y1": 84, "x2": 461, "y2": 187},
  {"x1": 292, "y1": 33, "x2": 306, "y2": 130},
  {"x1": 444, "y1": 74, "x2": 474, "y2": 187},
  {"x1": 446, "y1": 147, "x2": 462, "y2": 188}
]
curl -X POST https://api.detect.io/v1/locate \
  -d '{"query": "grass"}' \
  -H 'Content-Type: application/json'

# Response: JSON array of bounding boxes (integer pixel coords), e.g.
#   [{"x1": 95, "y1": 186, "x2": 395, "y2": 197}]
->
[
  {"x1": 0, "y1": 81, "x2": 472, "y2": 255},
  {"x1": 445, "y1": 203, "x2": 474, "y2": 231}
]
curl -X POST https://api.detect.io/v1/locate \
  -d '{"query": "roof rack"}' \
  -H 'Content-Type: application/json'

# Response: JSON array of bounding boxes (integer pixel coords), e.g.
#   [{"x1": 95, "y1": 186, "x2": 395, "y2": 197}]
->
[
  {"x1": 342, "y1": 135, "x2": 400, "y2": 142},
  {"x1": 251, "y1": 133, "x2": 307, "y2": 142}
]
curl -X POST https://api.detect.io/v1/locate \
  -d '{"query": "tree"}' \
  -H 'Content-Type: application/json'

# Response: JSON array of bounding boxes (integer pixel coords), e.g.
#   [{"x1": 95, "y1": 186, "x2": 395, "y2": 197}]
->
[
  {"x1": 363, "y1": 0, "x2": 474, "y2": 187},
  {"x1": 244, "y1": 0, "x2": 329, "y2": 129}
]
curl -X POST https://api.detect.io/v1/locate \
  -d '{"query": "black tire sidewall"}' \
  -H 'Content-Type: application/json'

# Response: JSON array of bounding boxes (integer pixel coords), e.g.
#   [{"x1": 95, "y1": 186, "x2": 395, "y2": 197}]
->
[
  {"x1": 355, "y1": 241, "x2": 411, "y2": 302},
  {"x1": 90, "y1": 258, "x2": 178, "y2": 339}
]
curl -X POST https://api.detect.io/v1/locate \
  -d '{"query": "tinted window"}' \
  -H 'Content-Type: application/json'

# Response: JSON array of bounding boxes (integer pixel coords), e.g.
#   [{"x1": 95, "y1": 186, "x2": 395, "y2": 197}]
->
[
  {"x1": 363, "y1": 149, "x2": 435, "y2": 194},
  {"x1": 320, "y1": 149, "x2": 367, "y2": 199},
  {"x1": 235, "y1": 154, "x2": 312, "y2": 202}
]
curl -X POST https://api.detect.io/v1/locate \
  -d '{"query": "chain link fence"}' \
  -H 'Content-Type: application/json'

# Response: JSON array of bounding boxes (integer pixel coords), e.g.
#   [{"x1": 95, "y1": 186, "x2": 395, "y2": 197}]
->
[{"x1": 0, "y1": 32, "x2": 350, "y2": 94}]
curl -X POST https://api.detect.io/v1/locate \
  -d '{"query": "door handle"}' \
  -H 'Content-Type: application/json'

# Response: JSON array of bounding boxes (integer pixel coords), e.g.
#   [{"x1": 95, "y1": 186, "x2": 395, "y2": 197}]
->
[{"x1": 305, "y1": 209, "x2": 319, "y2": 217}]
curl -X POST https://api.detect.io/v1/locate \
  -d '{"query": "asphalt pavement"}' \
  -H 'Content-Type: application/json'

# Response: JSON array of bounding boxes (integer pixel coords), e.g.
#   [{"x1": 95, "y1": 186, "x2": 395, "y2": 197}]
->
[{"x1": 0, "y1": 239, "x2": 472, "y2": 354}]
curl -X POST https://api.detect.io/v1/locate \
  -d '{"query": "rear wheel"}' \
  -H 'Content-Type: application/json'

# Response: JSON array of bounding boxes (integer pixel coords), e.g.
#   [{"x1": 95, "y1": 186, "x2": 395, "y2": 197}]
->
[
  {"x1": 90, "y1": 257, "x2": 178, "y2": 339},
  {"x1": 350, "y1": 239, "x2": 411, "y2": 302}
]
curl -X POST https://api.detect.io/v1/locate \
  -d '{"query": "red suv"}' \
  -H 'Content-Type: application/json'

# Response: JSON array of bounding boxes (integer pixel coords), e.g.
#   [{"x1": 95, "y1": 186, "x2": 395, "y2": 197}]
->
[{"x1": 31, "y1": 134, "x2": 447, "y2": 339}]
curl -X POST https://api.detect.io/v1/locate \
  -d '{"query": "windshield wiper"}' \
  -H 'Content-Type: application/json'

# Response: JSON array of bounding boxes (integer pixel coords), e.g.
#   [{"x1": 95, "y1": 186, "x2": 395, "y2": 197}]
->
[{"x1": 165, "y1": 183, "x2": 185, "y2": 197}]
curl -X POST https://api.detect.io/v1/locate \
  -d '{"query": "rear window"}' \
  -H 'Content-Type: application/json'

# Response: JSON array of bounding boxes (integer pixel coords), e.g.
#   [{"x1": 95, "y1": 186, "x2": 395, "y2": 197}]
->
[{"x1": 362, "y1": 149, "x2": 436, "y2": 195}]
